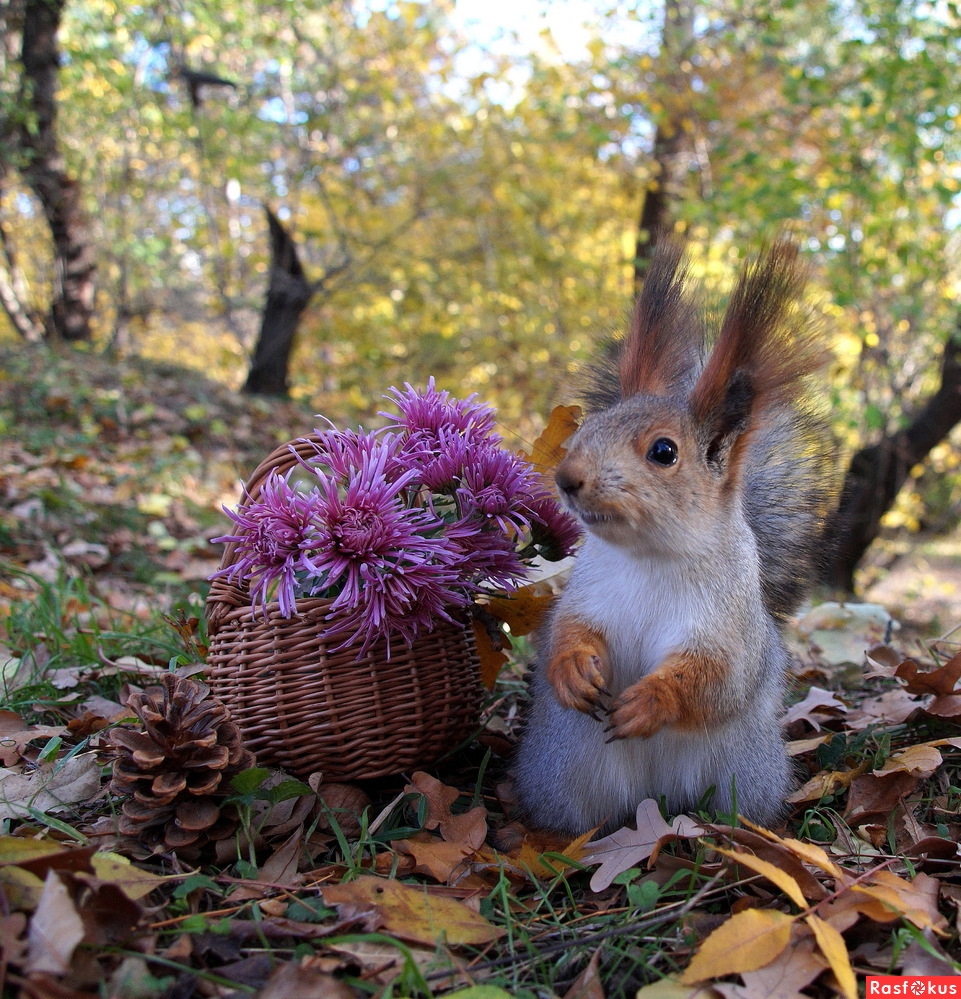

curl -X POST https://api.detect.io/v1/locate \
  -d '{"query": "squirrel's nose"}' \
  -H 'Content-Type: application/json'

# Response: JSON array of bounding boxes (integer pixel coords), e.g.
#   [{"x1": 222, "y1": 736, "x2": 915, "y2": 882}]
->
[{"x1": 555, "y1": 464, "x2": 583, "y2": 498}]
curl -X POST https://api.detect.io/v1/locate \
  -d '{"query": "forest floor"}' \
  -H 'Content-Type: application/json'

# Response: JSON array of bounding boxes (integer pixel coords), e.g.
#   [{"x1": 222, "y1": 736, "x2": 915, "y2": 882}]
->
[{"x1": 1, "y1": 340, "x2": 960, "y2": 999}]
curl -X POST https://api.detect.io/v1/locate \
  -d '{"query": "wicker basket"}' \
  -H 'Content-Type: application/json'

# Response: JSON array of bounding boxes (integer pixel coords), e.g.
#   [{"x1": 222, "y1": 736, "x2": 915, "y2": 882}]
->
[{"x1": 204, "y1": 435, "x2": 484, "y2": 781}]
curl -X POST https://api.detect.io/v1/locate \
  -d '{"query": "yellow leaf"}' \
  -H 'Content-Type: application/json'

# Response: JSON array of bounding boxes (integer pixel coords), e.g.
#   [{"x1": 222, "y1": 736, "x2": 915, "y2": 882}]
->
[
  {"x1": 522, "y1": 405, "x2": 581, "y2": 474},
  {"x1": 851, "y1": 871, "x2": 947, "y2": 933},
  {"x1": 515, "y1": 828, "x2": 595, "y2": 879},
  {"x1": 484, "y1": 586, "x2": 555, "y2": 636},
  {"x1": 321, "y1": 876, "x2": 503, "y2": 947},
  {"x1": 874, "y1": 745, "x2": 942, "y2": 778},
  {"x1": 781, "y1": 838, "x2": 847, "y2": 882},
  {"x1": 679, "y1": 908, "x2": 795, "y2": 984},
  {"x1": 805, "y1": 914, "x2": 856, "y2": 999},
  {"x1": 715, "y1": 846, "x2": 808, "y2": 909},
  {"x1": 90, "y1": 851, "x2": 168, "y2": 901}
]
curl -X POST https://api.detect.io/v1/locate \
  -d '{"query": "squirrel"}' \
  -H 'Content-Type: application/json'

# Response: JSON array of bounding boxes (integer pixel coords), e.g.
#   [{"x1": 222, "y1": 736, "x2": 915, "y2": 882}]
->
[{"x1": 512, "y1": 238, "x2": 838, "y2": 834}]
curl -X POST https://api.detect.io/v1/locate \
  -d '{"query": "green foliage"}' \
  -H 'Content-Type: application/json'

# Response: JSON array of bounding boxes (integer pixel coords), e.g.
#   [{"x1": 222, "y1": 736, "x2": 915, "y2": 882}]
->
[{"x1": 1, "y1": 0, "x2": 959, "y2": 518}]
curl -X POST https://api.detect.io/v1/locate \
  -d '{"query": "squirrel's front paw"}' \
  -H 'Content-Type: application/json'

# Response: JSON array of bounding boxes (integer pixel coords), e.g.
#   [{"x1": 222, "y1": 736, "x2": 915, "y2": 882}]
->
[
  {"x1": 546, "y1": 648, "x2": 609, "y2": 715},
  {"x1": 607, "y1": 675, "x2": 681, "y2": 740}
]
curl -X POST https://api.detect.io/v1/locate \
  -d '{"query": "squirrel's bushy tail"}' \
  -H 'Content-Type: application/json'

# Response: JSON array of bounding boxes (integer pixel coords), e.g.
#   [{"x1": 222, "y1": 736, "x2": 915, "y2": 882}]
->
[{"x1": 583, "y1": 238, "x2": 837, "y2": 618}]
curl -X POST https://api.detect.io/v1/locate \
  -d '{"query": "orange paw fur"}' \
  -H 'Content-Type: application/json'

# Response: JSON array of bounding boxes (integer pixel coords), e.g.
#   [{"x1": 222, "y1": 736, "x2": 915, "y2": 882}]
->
[
  {"x1": 607, "y1": 650, "x2": 727, "y2": 740},
  {"x1": 546, "y1": 619, "x2": 610, "y2": 714}
]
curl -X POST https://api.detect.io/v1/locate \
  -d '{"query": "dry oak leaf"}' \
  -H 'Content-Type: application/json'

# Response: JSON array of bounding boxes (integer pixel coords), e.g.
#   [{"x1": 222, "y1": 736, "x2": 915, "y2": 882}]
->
[
  {"x1": 521, "y1": 404, "x2": 582, "y2": 474},
  {"x1": 679, "y1": 908, "x2": 795, "y2": 984},
  {"x1": 894, "y1": 652, "x2": 961, "y2": 717},
  {"x1": 405, "y1": 772, "x2": 488, "y2": 850},
  {"x1": 844, "y1": 769, "x2": 922, "y2": 825},
  {"x1": 321, "y1": 875, "x2": 503, "y2": 947},
  {"x1": 0, "y1": 753, "x2": 102, "y2": 822},
  {"x1": 393, "y1": 835, "x2": 475, "y2": 884},
  {"x1": 781, "y1": 687, "x2": 848, "y2": 730},
  {"x1": 583, "y1": 799, "x2": 705, "y2": 892}
]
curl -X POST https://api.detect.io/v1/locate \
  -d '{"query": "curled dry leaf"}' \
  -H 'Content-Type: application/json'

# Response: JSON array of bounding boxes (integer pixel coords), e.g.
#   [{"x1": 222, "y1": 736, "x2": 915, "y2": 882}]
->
[
  {"x1": 0, "y1": 753, "x2": 103, "y2": 822},
  {"x1": 781, "y1": 687, "x2": 848, "y2": 731}
]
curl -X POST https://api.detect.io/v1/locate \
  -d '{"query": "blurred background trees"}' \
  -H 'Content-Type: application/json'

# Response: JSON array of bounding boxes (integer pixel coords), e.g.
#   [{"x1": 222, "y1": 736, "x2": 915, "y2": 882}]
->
[{"x1": 1, "y1": 0, "x2": 959, "y2": 590}]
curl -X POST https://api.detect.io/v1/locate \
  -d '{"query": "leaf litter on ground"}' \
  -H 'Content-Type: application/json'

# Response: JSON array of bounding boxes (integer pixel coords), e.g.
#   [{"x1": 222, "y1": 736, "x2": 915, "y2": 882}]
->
[{"x1": 1, "y1": 346, "x2": 960, "y2": 996}]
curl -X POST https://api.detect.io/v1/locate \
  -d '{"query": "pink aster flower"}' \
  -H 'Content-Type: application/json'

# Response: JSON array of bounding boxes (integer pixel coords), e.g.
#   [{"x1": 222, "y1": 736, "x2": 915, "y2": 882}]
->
[
  {"x1": 455, "y1": 444, "x2": 541, "y2": 535},
  {"x1": 526, "y1": 488, "x2": 582, "y2": 561},
  {"x1": 382, "y1": 378, "x2": 499, "y2": 441},
  {"x1": 211, "y1": 471, "x2": 321, "y2": 617},
  {"x1": 301, "y1": 446, "x2": 467, "y2": 654},
  {"x1": 297, "y1": 426, "x2": 410, "y2": 485}
]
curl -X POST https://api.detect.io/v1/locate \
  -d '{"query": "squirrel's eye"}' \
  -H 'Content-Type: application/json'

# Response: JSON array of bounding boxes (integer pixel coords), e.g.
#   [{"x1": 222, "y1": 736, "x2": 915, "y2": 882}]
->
[{"x1": 647, "y1": 438, "x2": 678, "y2": 467}]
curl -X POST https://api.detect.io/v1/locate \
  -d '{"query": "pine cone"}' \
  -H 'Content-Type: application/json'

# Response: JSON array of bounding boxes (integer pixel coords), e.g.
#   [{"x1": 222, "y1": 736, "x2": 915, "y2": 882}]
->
[{"x1": 109, "y1": 673, "x2": 256, "y2": 860}]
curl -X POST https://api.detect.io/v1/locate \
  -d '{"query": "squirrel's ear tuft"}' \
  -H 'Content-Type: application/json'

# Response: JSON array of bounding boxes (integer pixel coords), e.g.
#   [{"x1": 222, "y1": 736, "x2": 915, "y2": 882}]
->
[
  {"x1": 689, "y1": 240, "x2": 825, "y2": 439},
  {"x1": 618, "y1": 239, "x2": 704, "y2": 399}
]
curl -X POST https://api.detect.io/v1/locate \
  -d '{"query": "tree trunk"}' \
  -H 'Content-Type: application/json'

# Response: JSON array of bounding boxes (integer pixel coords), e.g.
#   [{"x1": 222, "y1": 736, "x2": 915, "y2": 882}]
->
[
  {"x1": 633, "y1": 0, "x2": 695, "y2": 292},
  {"x1": 244, "y1": 208, "x2": 314, "y2": 396},
  {"x1": 822, "y1": 327, "x2": 961, "y2": 592},
  {"x1": 19, "y1": 0, "x2": 96, "y2": 341}
]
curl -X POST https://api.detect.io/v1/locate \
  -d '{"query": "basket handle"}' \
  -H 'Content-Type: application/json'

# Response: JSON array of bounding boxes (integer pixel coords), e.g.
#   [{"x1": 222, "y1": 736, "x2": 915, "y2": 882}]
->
[{"x1": 205, "y1": 433, "x2": 326, "y2": 635}]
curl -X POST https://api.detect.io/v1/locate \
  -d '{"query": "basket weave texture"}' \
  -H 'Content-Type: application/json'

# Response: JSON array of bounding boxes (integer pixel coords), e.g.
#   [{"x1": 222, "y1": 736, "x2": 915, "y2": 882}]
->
[{"x1": 204, "y1": 435, "x2": 484, "y2": 781}]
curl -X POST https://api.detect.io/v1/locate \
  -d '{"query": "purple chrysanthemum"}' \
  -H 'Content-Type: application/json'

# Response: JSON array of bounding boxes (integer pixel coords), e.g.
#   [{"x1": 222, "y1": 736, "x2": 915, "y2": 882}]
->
[
  {"x1": 301, "y1": 446, "x2": 467, "y2": 654},
  {"x1": 382, "y1": 378, "x2": 499, "y2": 441},
  {"x1": 455, "y1": 444, "x2": 541, "y2": 535},
  {"x1": 526, "y1": 488, "x2": 582, "y2": 561},
  {"x1": 212, "y1": 382, "x2": 578, "y2": 657},
  {"x1": 444, "y1": 517, "x2": 528, "y2": 594},
  {"x1": 297, "y1": 427, "x2": 409, "y2": 485},
  {"x1": 211, "y1": 471, "x2": 321, "y2": 617}
]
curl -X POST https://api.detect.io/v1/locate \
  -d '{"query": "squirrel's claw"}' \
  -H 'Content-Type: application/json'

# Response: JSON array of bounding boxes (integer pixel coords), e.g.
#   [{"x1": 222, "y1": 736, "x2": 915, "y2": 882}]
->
[
  {"x1": 607, "y1": 675, "x2": 681, "y2": 740},
  {"x1": 546, "y1": 649, "x2": 609, "y2": 715}
]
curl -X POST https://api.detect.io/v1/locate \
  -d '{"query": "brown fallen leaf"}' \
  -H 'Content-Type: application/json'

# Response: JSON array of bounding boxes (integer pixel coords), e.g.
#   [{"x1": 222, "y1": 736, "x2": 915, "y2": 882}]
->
[
  {"x1": 321, "y1": 876, "x2": 503, "y2": 947},
  {"x1": 472, "y1": 620, "x2": 510, "y2": 690},
  {"x1": 484, "y1": 586, "x2": 556, "y2": 637},
  {"x1": 25, "y1": 870, "x2": 85, "y2": 976},
  {"x1": 0, "y1": 754, "x2": 103, "y2": 822},
  {"x1": 737, "y1": 933, "x2": 826, "y2": 999},
  {"x1": 405, "y1": 772, "x2": 489, "y2": 850},
  {"x1": 393, "y1": 835, "x2": 475, "y2": 884},
  {"x1": 850, "y1": 870, "x2": 947, "y2": 934},
  {"x1": 873, "y1": 744, "x2": 942, "y2": 778},
  {"x1": 258, "y1": 960, "x2": 358, "y2": 999},
  {"x1": 563, "y1": 947, "x2": 605, "y2": 999},
  {"x1": 844, "y1": 769, "x2": 921, "y2": 825},
  {"x1": 781, "y1": 687, "x2": 848, "y2": 731}
]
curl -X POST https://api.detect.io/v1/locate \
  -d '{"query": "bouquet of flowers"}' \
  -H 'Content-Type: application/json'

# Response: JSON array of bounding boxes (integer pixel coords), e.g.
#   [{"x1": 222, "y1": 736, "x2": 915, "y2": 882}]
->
[{"x1": 211, "y1": 381, "x2": 580, "y2": 656}]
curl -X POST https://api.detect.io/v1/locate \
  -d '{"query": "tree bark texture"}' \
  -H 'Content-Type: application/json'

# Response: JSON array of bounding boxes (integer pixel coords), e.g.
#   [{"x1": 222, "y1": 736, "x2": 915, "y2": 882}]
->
[
  {"x1": 19, "y1": 0, "x2": 96, "y2": 341},
  {"x1": 822, "y1": 328, "x2": 961, "y2": 592},
  {"x1": 633, "y1": 0, "x2": 695, "y2": 292},
  {"x1": 244, "y1": 208, "x2": 314, "y2": 396}
]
